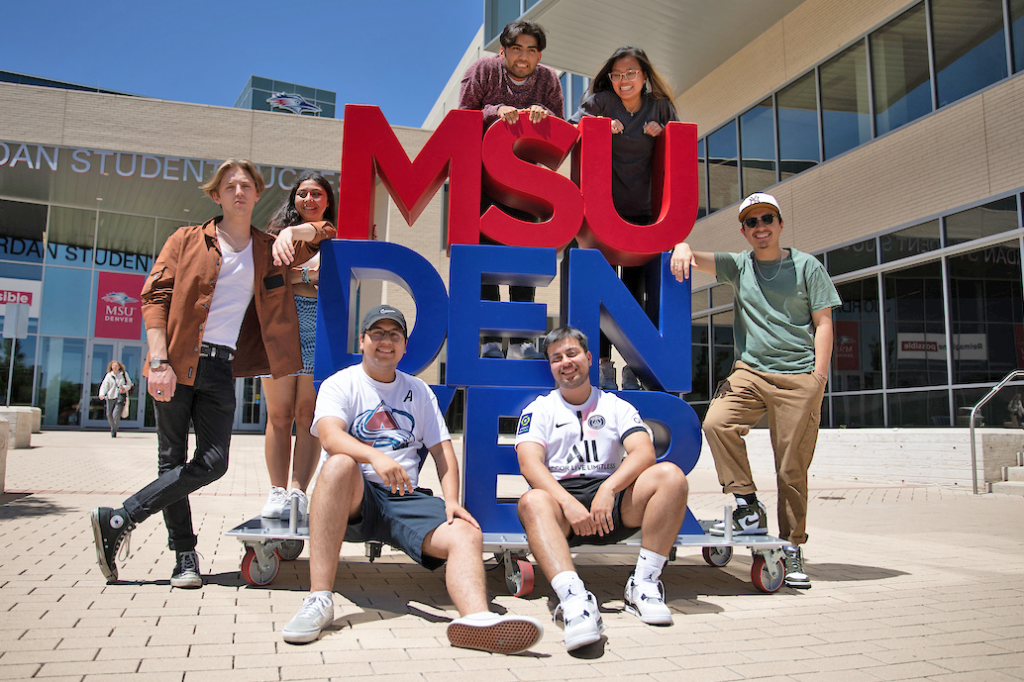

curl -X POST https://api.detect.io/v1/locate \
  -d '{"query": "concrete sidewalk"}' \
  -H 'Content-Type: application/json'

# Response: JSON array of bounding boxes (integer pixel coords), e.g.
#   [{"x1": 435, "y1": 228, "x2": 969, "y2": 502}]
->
[{"x1": 1, "y1": 430, "x2": 1022, "y2": 681}]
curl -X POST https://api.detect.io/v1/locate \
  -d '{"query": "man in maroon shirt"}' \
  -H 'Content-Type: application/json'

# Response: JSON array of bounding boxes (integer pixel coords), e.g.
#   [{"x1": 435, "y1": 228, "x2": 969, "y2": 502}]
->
[{"x1": 459, "y1": 20, "x2": 564, "y2": 360}]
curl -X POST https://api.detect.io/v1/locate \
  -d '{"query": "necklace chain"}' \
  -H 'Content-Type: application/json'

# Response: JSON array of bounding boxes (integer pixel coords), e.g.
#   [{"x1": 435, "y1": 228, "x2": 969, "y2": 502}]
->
[{"x1": 753, "y1": 253, "x2": 784, "y2": 282}]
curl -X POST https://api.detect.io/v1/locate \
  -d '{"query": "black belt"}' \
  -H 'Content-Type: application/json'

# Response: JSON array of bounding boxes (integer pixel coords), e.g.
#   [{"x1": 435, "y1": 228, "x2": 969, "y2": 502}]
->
[{"x1": 199, "y1": 342, "x2": 234, "y2": 362}]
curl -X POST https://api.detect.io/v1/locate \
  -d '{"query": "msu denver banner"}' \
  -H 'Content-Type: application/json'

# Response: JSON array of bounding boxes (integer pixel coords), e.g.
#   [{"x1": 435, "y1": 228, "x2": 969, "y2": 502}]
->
[{"x1": 94, "y1": 271, "x2": 145, "y2": 340}]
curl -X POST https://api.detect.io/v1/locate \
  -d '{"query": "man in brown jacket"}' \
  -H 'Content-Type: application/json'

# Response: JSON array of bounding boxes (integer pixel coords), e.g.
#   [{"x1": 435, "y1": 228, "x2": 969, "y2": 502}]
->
[{"x1": 90, "y1": 159, "x2": 334, "y2": 588}]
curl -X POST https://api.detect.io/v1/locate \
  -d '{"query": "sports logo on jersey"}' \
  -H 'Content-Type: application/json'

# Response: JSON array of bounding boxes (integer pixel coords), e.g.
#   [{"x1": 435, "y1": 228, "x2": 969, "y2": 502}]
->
[
  {"x1": 352, "y1": 400, "x2": 415, "y2": 451},
  {"x1": 588, "y1": 415, "x2": 606, "y2": 430},
  {"x1": 518, "y1": 413, "x2": 532, "y2": 435}
]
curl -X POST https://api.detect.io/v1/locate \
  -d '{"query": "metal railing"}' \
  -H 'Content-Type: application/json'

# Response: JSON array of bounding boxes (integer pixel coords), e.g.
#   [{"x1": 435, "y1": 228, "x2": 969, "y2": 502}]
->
[{"x1": 970, "y1": 369, "x2": 1024, "y2": 494}]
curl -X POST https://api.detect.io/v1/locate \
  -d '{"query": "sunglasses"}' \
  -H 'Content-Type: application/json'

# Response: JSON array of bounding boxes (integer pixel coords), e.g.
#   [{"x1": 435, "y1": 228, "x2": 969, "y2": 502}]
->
[{"x1": 743, "y1": 213, "x2": 779, "y2": 229}]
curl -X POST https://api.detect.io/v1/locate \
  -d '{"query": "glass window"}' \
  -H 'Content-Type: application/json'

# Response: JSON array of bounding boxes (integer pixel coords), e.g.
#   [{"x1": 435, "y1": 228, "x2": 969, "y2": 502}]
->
[
  {"x1": 932, "y1": 0, "x2": 1008, "y2": 107},
  {"x1": 710, "y1": 283, "x2": 733, "y2": 309},
  {"x1": 888, "y1": 389, "x2": 951, "y2": 426},
  {"x1": 739, "y1": 98, "x2": 776, "y2": 196},
  {"x1": 95, "y1": 213, "x2": 155, "y2": 274},
  {"x1": 692, "y1": 289, "x2": 709, "y2": 315},
  {"x1": 884, "y1": 261, "x2": 948, "y2": 387},
  {"x1": 871, "y1": 2, "x2": 933, "y2": 135},
  {"x1": 953, "y1": 386, "x2": 1021, "y2": 426},
  {"x1": 880, "y1": 219, "x2": 941, "y2": 263},
  {"x1": 833, "y1": 278, "x2": 883, "y2": 391},
  {"x1": 487, "y1": 0, "x2": 523, "y2": 44},
  {"x1": 39, "y1": 267, "x2": 92, "y2": 337},
  {"x1": 777, "y1": 72, "x2": 820, "y2": 180},
  {"x1": 571, "y1": 74, "x2": 585, "y2": 115},
  {"x1": 832, "y1": 392, "x2": 885, "y2": 427},
  {"x1": 821, "y1": 41, "x2": 872, "y2": 159},
  {"x1": 827, "y1": 238, "x2": 877, "y2": 276},
  {"x1": 37, "y1": 336, "x2": 86, "y2": 426},
  {"x1": 0, "y1": 199, "x2": 47, "y2": 264},
  {"x1": 707, "y1": 121, "x2": 738, "y2": 213},
  {"x1": 947, "y1": 240, "x2": 1023, "y2": 384},
  {"x1": 1012, "y1": 0, "x2": 1024, "y2": 72},
  {"x1": 945, "y1": 195, "x2": 1019, "y2": 246},
  {"x1": 0, "y1": 335, "x2": 37, "y2": 405},
  {"x1": 697, "y1": 138, "x2": 707, "y2": 220},
  {"x1": 712, "y1": 310, "x2": 735, "y2": 387},
  {"x1": 46, "y1": 207, "x2": 96, "y2": 268},
  {"x1": 690, "y1": 318, "x2": 710, "y2": 401}
]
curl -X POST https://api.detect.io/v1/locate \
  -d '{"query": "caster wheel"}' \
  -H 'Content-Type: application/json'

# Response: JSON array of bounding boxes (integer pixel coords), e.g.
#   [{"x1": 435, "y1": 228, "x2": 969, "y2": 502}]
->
[
  {"x1": 751, "y1": 555, "x2": 785, "y2": 593},
  {"x1": 505, "y1": 558, "x2": 535, "y2": 597},
  {"x1": 241, "y1": 546, "x2": 280, "y2": 586},
  {"x1": 277, "y1": 539, "x2": 304, "y2": 561},
  {"x1": 702, "y1": 545, "x2": 733, "y2": 567}
]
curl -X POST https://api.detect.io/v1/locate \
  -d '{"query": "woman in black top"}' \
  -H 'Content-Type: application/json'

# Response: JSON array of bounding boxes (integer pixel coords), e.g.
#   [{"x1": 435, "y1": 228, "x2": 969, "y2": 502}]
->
[{"x1": 570, "y1": 46, "x2": 678, "y2": 390}]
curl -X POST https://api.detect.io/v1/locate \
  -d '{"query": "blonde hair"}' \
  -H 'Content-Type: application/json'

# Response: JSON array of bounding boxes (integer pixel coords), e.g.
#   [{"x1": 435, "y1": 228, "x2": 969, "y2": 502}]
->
[
  {"x1": 201, "y1": 159, "x2": 265, "y2": 200},
  {"x1": 107, "y1": 361, "x2": 124, "y2": 373}
]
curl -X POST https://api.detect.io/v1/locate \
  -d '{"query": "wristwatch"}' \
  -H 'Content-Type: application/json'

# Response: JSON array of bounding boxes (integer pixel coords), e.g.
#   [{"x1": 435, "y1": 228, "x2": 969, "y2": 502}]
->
[{"x1": 150, "y1": 357, "x2": 169, "y2": 370}]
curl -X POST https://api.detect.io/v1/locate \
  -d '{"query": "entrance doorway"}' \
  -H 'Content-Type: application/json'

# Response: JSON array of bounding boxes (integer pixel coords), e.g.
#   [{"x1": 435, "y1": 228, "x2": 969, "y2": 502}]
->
[{"x1": 85, "y1": 341, "x2": 146, "y2": 429}]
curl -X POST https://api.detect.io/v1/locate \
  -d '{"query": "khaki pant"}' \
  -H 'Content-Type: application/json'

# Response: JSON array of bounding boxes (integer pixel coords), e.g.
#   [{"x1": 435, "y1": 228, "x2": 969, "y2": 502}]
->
[{"x1": 702, "y1": 362, "x2": 825, "y2": 545}]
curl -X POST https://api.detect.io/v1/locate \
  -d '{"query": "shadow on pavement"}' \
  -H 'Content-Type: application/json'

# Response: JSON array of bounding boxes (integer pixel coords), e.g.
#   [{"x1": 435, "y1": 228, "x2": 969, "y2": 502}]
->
[{"x1": 0, "y1": 492, "x2": 73, "y2": 518}]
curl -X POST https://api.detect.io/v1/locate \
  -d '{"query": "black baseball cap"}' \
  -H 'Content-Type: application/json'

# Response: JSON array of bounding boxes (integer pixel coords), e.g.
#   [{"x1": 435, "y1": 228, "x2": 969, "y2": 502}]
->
[{"x1": 360, "y1": 305, "x2": 408, "y2": 336}]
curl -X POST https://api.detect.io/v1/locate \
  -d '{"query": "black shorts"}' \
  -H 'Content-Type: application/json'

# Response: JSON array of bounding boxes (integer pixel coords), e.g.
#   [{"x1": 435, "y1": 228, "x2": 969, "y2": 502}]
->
[
  {"x1": 560, "y1": 476, "x2": 640, "y2": 547},
  {"x1": 344, "y1": 482, "x2": 448, "y2": 570}
]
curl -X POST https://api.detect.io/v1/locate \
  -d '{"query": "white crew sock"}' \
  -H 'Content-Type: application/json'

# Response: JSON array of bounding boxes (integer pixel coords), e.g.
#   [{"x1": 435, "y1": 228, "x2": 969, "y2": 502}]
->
[
  {"x1": 634, "y1": 549, "x2": 669, "y2": 584},
  {"x1": 550, "y1": 570, "x2": 586, "y2": 604}
]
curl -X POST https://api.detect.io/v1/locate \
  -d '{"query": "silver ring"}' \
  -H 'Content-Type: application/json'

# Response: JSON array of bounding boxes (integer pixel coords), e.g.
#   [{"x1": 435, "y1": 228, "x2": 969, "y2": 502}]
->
[{"x1": 157, "y1": 390, "x2": 162, "y2": 395}]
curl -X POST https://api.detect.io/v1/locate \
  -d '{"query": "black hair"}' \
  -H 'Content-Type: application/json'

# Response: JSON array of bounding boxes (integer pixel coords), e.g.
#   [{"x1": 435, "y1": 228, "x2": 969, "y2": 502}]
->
[
  {"x1": 500, "y1": 20, "x2": 547, "y2": 52},
  {"x1": 541, "y1": 326, "x2": 590, "y2": 359},
  {"x1": 267, "y1": 171, "x2": 337, "y2": 235},
  {"x1": 588, "y1": 46, "x2": 675, "y2": 101}
]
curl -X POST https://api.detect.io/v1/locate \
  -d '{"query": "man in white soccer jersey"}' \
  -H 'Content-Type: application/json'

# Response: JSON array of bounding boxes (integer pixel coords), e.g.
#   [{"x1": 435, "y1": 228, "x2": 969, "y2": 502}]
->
[
  {"x1": 282, "y1": 305, "x2": 542, "y2": 653},
  {"x1": 515, "y1": 326, "x2": 689, "y2": 651}
]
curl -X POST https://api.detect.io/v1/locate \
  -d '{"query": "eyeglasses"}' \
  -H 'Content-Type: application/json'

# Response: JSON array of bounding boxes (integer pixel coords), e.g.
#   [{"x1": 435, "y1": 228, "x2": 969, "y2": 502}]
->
[
  {"x1": 609, "y1": 69, "x2": 642, "y2": 83},
  {"x1": 365, "y1": 329, "x2": 405, "y2": 342},
  {"x1": 743, "y1": 213, "x2": 779, "y2": 229}
]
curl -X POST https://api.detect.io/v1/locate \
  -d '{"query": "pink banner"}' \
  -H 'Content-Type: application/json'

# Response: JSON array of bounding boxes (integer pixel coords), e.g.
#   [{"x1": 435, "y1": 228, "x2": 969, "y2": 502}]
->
[
  {"x1": 94, "y1": 271, "x2": 145, "y2": 339},
  {"x1": 835, "y1": 320, "x2": 859, "y2": 371}
]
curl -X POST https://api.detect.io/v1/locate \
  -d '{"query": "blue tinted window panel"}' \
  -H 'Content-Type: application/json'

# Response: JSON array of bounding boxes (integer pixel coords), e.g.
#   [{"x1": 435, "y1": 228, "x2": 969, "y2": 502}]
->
[
  {"x1": 932, "y1": 0, "x2": 1008, "y2": 107},
  {"x1": 740, "y1": 98, "x2": 776, "y2": 196},
  {"x1": 707, "y1": 121, "x2": 738, "y2": 213},
  {"x1": 1012, "y1": 0, "x2": 1024, "y2": 72},
  {"x1": 821, "y1": 41, "x2": 872, "y2": 159},
  {"x1": 40, "y1": 267, "x2": 91, "y2": 337},
  {"x1": 777, "y1": 72, "x2": 820, "y2": 180},
  {"x1": 871, "y1": 3, "x2": 933, "y2": 135},
  {"x1": 697, "y1": 139, "x2": 707, "y2": 219}
]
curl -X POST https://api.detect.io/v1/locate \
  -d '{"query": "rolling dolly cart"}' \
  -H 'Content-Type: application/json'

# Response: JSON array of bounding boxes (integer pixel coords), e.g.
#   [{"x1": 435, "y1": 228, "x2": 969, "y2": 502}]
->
[
  {"x1": 485, "y1": 505, "x2": 792, "y2": 597},
  {"x1": 226, "y1": 496, "x2": 309, "y2": 586}
]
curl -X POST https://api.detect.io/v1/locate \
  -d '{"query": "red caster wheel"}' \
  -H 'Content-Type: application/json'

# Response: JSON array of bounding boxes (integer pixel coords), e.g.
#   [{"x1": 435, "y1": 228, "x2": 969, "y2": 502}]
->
[{"x1": 241, "y1": 546, "x2": 280, "y2": 586}]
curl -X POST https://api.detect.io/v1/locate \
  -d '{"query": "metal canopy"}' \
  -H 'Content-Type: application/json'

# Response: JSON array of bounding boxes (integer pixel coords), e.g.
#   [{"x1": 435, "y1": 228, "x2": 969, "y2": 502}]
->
[{"x1": 488, "y1": 0, "x2": 807, "y2": 95}]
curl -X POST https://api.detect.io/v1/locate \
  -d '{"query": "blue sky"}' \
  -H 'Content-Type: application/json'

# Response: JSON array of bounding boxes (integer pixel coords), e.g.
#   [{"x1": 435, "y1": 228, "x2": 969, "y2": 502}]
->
[{"x1": 0, "y1": 0, "x2": 483, "y2": 128}]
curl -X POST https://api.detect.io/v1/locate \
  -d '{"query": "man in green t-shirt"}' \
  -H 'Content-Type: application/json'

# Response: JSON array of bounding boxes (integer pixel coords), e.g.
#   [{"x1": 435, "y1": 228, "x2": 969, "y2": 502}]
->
[{"x1": 670, "y1": 192, "x2": 841, "y2": 589}]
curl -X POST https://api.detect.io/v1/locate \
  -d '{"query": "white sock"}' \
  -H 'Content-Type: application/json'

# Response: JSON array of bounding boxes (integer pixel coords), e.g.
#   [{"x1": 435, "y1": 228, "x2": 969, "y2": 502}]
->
[
  {"x1": 635, "y1": 550, "x2": 669, "y2": 584},
  {"x1": 550, "y1": 570, "x2": 586, "y2": 604}
]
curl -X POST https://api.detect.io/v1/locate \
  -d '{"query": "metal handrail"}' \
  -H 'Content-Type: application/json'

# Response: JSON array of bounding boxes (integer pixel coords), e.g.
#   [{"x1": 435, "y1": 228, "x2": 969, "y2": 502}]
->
[{"x1": 970, "y1": 369, "x2": 1024, "y2": 494}]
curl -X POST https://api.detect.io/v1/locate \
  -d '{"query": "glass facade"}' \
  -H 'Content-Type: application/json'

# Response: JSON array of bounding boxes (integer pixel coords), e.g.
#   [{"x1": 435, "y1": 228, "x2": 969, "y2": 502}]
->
[
  {"x1": 234, "y1": 76, "x2": 336, "y2": 118},
  {"x1": 692, "y1": 0, "x2": 1023, "y2": 213},
  {"x1": 688, "y1": 192, "x2": 1024, "y2": 429},
  {"x1": 0, "y1": 139, "x2": 338, "y2": 429}
]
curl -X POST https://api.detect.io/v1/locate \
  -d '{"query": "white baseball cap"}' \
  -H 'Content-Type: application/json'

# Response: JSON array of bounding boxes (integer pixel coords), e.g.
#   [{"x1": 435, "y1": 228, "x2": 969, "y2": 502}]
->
[{"x1": 738, "y1": 193, "x2": 781, "y2": 222}]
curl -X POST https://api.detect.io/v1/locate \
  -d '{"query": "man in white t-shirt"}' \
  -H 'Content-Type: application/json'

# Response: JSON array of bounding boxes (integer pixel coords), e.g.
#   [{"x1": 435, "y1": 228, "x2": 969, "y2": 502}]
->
[
  {"x1": 515, "y1": 326, "x2": 689, "y2": 651},
  {"x1": 282, "y1": 305, "x2": 543, "y2": 653}
]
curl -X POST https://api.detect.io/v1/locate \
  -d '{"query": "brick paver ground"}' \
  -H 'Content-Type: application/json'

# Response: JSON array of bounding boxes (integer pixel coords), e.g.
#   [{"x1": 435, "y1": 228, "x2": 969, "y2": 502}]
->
[{"x1": 1, "y1": 430, "x2": 1022, "y2": 681}]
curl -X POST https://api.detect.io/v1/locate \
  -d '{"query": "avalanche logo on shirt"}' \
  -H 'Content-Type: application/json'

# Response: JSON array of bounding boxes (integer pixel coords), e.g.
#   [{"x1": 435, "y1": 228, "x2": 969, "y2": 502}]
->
[{"x1": 352, "y1": 400, "x2": 415, "y2": 451}]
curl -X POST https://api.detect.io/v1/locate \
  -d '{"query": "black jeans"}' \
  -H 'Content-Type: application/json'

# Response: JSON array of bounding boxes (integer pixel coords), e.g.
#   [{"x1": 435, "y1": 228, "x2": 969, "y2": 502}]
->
[
  {"x1": 123, "y1": 357, "x2": 235, "y2": 551},
  {"x1": 104, "y1": 395, "x2": 125, "y2": 435}
]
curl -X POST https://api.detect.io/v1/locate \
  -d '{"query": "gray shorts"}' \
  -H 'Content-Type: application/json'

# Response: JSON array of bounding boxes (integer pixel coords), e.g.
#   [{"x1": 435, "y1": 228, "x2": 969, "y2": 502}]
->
[{"x1": 344, "y1": 481, "x2": 448, "y2": 570}]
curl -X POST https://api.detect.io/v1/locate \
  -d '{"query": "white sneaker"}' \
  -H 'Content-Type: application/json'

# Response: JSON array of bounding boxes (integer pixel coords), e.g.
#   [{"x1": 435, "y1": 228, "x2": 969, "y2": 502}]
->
[
  {"x1": 282, "y1": 592, "x2": 334, "y2": 644},
  {"x1": 262, "y1": 486, "x2": 288, "y2": 519},
  {"x1": 554, "y1": 591, "x2": 604, "y2": 651},
  {"x1": 447, "y1": 612, "x2": 544, "y2": 654},
  {"x1": 287, "y1": 489, "x2": 308, "y2": 518},
  {"x1": 481, "y1": 341, "x2": 504, "y2": 359},
  {"x1": 624, "y1": 574, "x2": 672, "y2": 625},
  {"x1": 508, "y1": 341, "x2": 545, "y2": 360},
  {"x1": 783, "y1": 546, "x2": 811, "y2": 589},
  {"x1": 709, "y1": 501, "x2": 768, "y2": 536}
]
